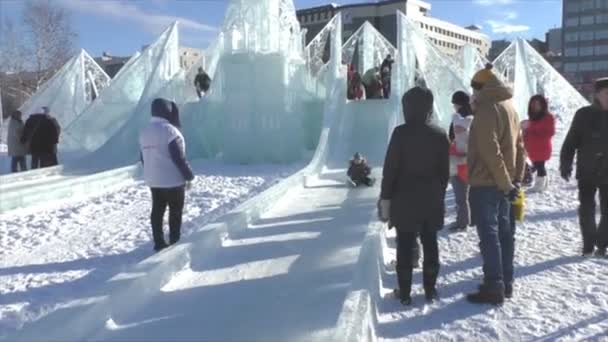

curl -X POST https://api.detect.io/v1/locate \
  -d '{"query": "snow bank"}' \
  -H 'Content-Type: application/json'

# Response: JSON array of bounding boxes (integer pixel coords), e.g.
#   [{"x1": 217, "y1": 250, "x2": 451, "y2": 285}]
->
[{"x1": 0, "y1": 160, "x2": 300, "y2": 336}]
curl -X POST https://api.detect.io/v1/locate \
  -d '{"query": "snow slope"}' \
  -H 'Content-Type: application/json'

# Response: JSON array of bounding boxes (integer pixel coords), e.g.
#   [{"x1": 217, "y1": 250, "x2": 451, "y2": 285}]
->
[{"x1": 0, "y1": 160, "x2": 300, "y2": 336}]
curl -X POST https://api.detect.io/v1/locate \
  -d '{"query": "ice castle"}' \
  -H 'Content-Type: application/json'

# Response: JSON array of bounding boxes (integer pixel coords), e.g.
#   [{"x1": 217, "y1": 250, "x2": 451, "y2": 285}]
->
[{"x1": 17, "y1": 0, "x2": 588, "y2": 169}]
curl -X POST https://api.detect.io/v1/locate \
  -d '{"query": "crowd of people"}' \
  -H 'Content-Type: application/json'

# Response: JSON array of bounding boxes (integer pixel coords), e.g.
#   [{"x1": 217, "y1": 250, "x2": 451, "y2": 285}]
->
[
  {"x1": 347, "y1": 54, "x2": 393, "y2": 101},
  {"x1": 6, "y1": 106, "x2": 61, "y2": 173},
  {"x1": 377, "y1": 64, "x2": 608, "y2": 306}
]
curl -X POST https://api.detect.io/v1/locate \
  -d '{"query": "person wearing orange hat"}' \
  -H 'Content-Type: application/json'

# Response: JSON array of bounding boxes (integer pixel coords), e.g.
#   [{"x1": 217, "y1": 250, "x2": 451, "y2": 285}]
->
[
  {"x1": 466, "y1": 64, "x2": 526, "y2": 304},
  {"x1": 560, "y1": 77, "x2": 608, "y2": 258}
]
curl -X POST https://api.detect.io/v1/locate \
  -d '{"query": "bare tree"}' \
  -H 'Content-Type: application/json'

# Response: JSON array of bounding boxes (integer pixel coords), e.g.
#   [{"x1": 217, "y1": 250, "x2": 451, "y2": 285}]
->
[
  {"x1": 0, "y1": 0, "x2": 77, "y2": 114},
  {"x1": 22, "y1": 0, "x2": 78, "y2": 91}
]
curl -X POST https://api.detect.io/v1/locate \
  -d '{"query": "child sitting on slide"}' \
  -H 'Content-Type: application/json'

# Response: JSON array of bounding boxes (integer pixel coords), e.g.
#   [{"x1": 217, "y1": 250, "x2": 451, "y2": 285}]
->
[{"x1": 347, "y1": 153, "x2": 375, "y2": 187}]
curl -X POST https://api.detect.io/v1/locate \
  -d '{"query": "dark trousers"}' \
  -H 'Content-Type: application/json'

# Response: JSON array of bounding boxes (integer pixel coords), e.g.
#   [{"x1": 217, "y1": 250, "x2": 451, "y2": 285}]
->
[
  {"x1": 150, "y1": 187, "x2": 185, "y2": 248},
  {"x1": 470, "y1": 186, "x2": 515, "y2": 290},
  {"x1": 578, "y1": 182, "x2": 608, "y2": 251},
  {"x1": 351, "y1": 176, "x2": 374, "y2": 187},
  {"x1": 31, "y1": 153, "x2": 58, "y2": 169},
  {"x1": 11, "y1": 156, "x2": 27, "y2": 173},
  {"x1": 533, "y1": 161, "x2": 547, "y2": 177},
  {"x1": 395, "y1": 226, "x2": 439, "y2": 299}
]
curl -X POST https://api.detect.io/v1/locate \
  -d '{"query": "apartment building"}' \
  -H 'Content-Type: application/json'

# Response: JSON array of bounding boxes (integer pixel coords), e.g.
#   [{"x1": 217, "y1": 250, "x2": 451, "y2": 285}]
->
[
  {"x1": 296, "y1": 0, "x2": 490, "y2": 57},
  {"x1": 562, "y1": 0, "x2": 608, "y2": 96}
]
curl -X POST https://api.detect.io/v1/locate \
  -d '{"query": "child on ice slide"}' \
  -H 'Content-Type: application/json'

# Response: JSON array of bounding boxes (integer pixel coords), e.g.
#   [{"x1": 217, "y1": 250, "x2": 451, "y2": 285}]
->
[{"x1": 347, "y1": 152, "x2": 375, "y2": 187}]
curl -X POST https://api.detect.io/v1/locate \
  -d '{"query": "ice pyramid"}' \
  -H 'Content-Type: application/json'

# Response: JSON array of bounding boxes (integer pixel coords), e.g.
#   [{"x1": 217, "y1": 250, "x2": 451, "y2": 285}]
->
[
  {"x1": 493, "y1": 38, "x2": 589, "y2": 129},
  {"x1": 19, "y1": 50, "x2": 110, "y2": 129},
  {"x1": 454, "y1": 44, "x2": 488, "y2": 86},
  {"x1": 61, "y1": 23, "x2": 179, "y2": 154},
  {"x1": 396, "y1": 12, "x2": 469, "y2": 128},
  {"x1": 79, "y1": 22, "x2": 181, "y2": 168},
  {"x1": 342, "y1": 21, "x2": 396, "y2": 74},
  {"x1": 305, "y1": 14, "x2": 341, "y2": 78}
]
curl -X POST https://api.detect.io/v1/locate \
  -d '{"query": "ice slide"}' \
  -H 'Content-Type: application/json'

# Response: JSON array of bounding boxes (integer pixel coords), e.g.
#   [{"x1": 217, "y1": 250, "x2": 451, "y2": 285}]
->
[{"x1": 11, "y1": 75, "x2": 400, "y2": 340}]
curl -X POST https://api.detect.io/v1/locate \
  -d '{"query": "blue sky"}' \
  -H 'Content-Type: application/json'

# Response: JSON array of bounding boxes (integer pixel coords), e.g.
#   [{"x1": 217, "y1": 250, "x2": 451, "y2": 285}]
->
[{"x1": 0, "y1": 0, "x2": 562, "y2": 57}]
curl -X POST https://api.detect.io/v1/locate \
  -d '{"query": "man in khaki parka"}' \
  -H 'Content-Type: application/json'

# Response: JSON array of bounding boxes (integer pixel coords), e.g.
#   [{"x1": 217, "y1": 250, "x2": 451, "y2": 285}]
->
[{"x1": 466, "y1": 64, "x2": 526, "y2": 305}]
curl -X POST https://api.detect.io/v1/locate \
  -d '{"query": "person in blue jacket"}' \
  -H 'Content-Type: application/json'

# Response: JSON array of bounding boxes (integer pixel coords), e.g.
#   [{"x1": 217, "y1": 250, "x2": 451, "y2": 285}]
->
[{"x1": 139, "y1": 98, "x2": 195, "y2": 252}]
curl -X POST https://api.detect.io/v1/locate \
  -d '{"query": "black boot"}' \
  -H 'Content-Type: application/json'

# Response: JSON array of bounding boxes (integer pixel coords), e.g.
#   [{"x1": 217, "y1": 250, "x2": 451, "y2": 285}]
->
[
  {"x1": 467, "y1": 283, "x2": 505, "y2": 305},
  {"x1": 423, "y1": 266, "x2": 439, "y2": 302},
  {"x1": 396, "y1": 266, "x2": 413, "y2": 306},
  {"x1": 154, "y1": 241, "x2": 169, "y2": 252}
]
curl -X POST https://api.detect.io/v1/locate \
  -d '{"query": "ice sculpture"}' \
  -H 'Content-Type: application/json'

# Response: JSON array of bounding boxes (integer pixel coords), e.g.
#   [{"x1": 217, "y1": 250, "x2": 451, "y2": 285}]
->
[
  {"x1": 182, "y1": 0, "x2": 311, "y2": 164},
  {"x1": 80, "y1": 23, "x2": 182, "y2": 168},
  {"x1": 61, "y1": 23, "x2": 179, "y2": 154},
  {"x1": 19, "y1": 50, "x2": 110, "y2": 129},
  {"x1": 454, "y1": 44, "x2": 488, "y2": 86},
  {"x1": 396, "y1": 12, "x2": 469, "y2": 129},
  {"x1": 305, "y1": 14, "x2": 341, "y2": 77},
  {"x1": 493, "y1": 38, "x2": 589, "y2": 130},
  {"x1": 342, "y1": 22, "x2": 396, "y2": 74}
]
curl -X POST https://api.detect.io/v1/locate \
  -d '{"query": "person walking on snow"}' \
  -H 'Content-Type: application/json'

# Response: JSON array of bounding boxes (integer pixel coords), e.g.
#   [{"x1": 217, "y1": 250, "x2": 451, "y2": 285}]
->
[
  {"x1": 378, "y1": 86, "x2": 450, "y2": 305},
  {"x1": 7, "y1": 110, "x2": 28, "y2": 173},
  {"x1": 522, "y1": 95, "x2": 556, "y2": 193},
  {"x1": 466, "y1": 64, "x2": 526, "y2": 304},
  {"x1": 140, "y1": 98, "x2": 195, "y2": 252},
  {"x1": 194, "y1": 67, "x2": 211, "y2": 99},
  {"x1": 448, "y1": 91, "x2": 474, "y2": 231},
  {"x1": 560, "y1": 77, "x2": 608, "y2": 257},
  {"x1": 347, "y1": 152, "x2": 374, "y2": 187}
]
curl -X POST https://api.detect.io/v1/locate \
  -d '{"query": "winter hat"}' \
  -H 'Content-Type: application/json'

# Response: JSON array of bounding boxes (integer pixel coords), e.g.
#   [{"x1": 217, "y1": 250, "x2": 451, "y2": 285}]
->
[
  {"x1": 402, "y1": 86, "x2": 434, "y2": 124},
  {"x1": 41, "y1": 106, "x2": 50, "y2": 114},
  {"x1": 471, "y1": 63, "x2": 495, "y2": 90},
  {"x1": 151, "y1": 98, "x2": 172, "y2": 121},
  {"x1": 451, "y1": 91, "x2": 470, "y2": 107},
  {"x1": 353, "y1": 152, "x2": 362, "y2": 160},
  {"x1": 594, "y1": 77, "x2": 608, "y2": 92}
]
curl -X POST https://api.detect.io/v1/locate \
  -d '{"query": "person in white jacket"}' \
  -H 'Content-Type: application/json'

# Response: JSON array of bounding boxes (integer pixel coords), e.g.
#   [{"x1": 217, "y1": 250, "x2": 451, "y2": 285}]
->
[
  {"x1": 7, "y1": 111, "x2": 28, "y2": 172},
  {"x1": 140, "y1": 98, "x2": 195, "y2": 252},
  {"x1": 448, "y1": 91, "x2": 474, "y2": 231}
]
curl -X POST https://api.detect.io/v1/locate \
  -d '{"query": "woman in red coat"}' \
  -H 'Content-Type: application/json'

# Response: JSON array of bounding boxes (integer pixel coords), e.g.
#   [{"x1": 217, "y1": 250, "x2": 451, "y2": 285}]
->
[{"x1": 522, "y1": 95, "x2": 556, "y2": 192}]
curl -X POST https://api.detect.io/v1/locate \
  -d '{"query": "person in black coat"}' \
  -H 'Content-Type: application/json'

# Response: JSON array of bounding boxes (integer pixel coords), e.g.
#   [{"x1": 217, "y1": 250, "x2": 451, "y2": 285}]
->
[
  {"x1": 560, "y1": 77, "x2": 608, "y2": 257},
  {"x1": 194, "y1": 67, "x2": 211, "y2": 99},
  {"x1": 378, "y1": 86, "x2": 450, "y2": 305},
  {"x1": 21, "y1": 108, "x2": 61, "y2": 169}
]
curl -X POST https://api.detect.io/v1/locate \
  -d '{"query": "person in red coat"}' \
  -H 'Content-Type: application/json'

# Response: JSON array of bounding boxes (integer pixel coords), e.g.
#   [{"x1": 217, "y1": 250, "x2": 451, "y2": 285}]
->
[{"x1": 521, "y1": 95, "x2": 556, "y2": 192}]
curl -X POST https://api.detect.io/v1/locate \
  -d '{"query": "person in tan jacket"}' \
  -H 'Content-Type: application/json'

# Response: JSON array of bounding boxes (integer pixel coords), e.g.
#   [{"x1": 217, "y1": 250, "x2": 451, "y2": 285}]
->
[{"x1": 466, "y1": 64, "x2": 526, "y2": 305}]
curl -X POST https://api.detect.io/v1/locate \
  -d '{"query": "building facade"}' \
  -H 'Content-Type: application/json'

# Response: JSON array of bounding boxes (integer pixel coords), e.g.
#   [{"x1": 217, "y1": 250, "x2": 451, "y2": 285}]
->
[
  {"x1": 546, "y1": 28, "x2": 563, "y2": 54},
  {"x1": 488, "y1": 39, "x2": 511, "y2": 61},
  {"x1": 296, "y1": 0, "x2": 490, "y2": 57},
  {"x1": 562, "y1": 0, "x2": 608, "y2": 97}
]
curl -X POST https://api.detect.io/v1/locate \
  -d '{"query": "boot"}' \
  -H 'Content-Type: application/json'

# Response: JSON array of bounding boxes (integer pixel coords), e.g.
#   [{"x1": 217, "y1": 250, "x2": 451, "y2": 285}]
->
[
  {"x1": 467, "y1": 283, "x2": 505, "y2": 305},
  {"x1": 396, "y1": 266, "x2": 413, "y2": 305},
  {"x1": 393, "y1": 289, "x2": 412, "y2": 305},
  {"x1": 423, "y1": 266, "x2": 439, "y2": 302},
  {"x1": 529, "y1": 176, "x2": 546, "y2": 193}
]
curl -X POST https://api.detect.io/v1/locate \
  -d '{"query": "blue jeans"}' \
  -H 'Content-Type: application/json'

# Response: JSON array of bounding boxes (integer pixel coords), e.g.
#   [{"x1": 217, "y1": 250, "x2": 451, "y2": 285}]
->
[{"x1": 470, "y1": 186, "x2": 516, "y2": 290}]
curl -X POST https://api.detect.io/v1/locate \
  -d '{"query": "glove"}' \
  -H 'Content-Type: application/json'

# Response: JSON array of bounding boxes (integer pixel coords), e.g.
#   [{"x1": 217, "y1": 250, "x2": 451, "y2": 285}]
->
[
  {"x1": 507, "y1": 184, "x2": 519, "y2": 202},
  {"x1": 560, "y1": 167, "x2": 571, "y2": 182},
  {"x1": 377, "y1": 199, "x2": 390, "y2": 223}
]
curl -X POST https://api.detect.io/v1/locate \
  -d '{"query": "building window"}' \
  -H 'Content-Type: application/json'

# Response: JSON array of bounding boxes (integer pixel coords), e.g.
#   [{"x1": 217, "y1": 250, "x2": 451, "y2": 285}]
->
[
  {"x1": 580, "y1": 31, "x2": 594, "y2": 40},
  {"x1": 597, "y1": 14, "x2": 608, "y2": 23},
  {"x1": 565, "y1": 47, "x2": 579, "y2": 56},
  {"x1": 564, "y1": 63, "x2": 578, "y2": 72},
  {"x1": 581, "y1": 0, "x2": 595, "y2": 10},
  {"x1": 565, "y1": 32, "x2": 579, "y2": 42},
  {"x1": 596, "y1": 30, "x2": 608, "y2": 39},
  {"x1": 594, "y1": 60, "x2": 608, "y2": 70},
  {"x1": 581, "y1": 15, "x2": 595, "y2": 25},
  {"x1": 595, "y1": 45, "x2": 608, "y2": 55},
  {"x1": 580, "y1": 46, "x2": 594, "y2": 56},
  {"x1": 580, "y1": 61, "x2": 594, "y2": 71},
  {"x1": 566, "y1": 2, "x2": 579, "y2": 12},
  {"x1": 566, "y1": 17, "x2": 579, "y2": 27}
]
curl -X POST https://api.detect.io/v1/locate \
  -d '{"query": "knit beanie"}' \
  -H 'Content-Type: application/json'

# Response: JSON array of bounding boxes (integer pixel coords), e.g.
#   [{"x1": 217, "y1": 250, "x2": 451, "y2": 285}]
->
[
  {"x1": 471, "y1": 63, "x2": 495, "y2": 90},
  {"x1": 151, "y1": 98, "x2": 172, "y2": 121}
]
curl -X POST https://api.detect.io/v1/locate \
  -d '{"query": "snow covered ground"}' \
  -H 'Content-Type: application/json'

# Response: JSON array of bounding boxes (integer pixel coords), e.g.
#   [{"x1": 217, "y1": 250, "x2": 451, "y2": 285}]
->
[
  {"x1": 0, "y1": 160, "x2": 301, "y2": 336},
  {"x1": 376, "y1": 162, "x2": 608, "y2": 341}
]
